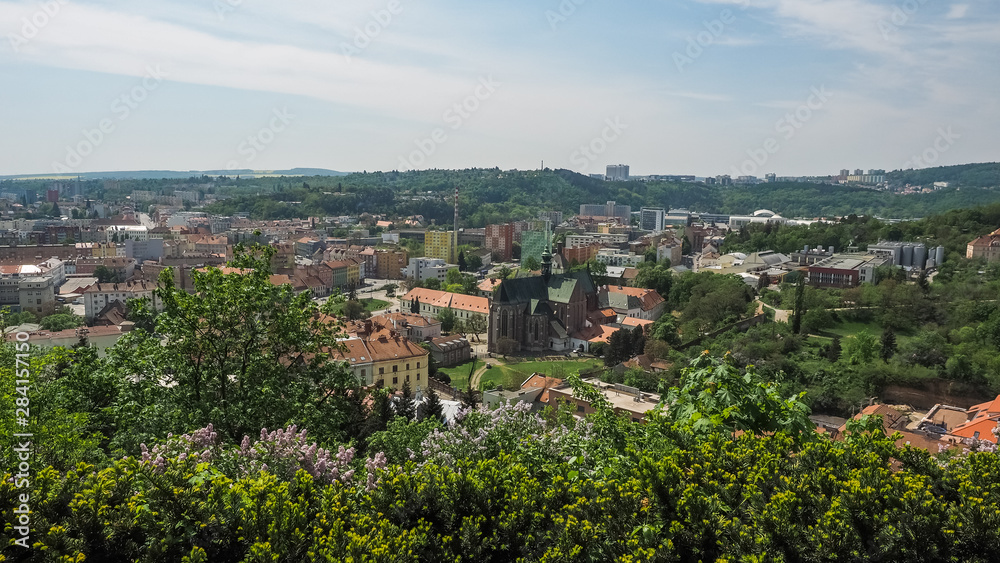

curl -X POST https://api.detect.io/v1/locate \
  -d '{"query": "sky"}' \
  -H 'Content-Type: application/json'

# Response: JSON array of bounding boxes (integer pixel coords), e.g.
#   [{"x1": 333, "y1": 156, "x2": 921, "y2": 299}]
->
[{"x1": 0, "y1": 0, "x2": 997, "y2": 177}]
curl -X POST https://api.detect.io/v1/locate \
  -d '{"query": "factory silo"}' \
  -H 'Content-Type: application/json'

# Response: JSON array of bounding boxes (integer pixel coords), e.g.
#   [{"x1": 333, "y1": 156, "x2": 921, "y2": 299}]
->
[
  {"x1": 936, "y1": 246, "x2": 945, "y2": 265},
  {"x1": 913, "y1": 245, "x2": 927, "y2": 270},
  {"x1": 901, "y1": 244, "x2": 914, "y2": 268}
]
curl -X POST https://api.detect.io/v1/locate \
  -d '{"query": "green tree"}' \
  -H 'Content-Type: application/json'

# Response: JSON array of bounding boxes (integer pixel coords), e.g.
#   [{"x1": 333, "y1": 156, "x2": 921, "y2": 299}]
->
[
  {"x1": 93, "y1": 265, "x2": 123, "y2": 284},
  {"x1": 465, "y1": 314, "x2": 487, "y2": 341},
  {"x1": 410, "y1": 296, "x2": 420, "y2": 314},
  {"x1": 791, "y1": 275, "x2": 806, "y2": 334},
  {"x1": 466, "y1": 253, "x2": 483, "y2": 271},
  {"x1": 39, "y1": 313, "x2": 85, "y2": 332},
  {"x1": 826, "y1": 336, "x2": 842, "y2": 362},
  {"x1": 437, "y1": 307, "x2": 457, "y2": 332},
  {"x1": 421, "y1": 385, "x2": 445, "y2": 423},
  {"x1": 341, "y1": 299, "x2": 367, "y2": 320},
  {"x1": 663, "y1": 352, "x2": 812, "y2": 438},
  {"x1": 844, "y1": 329, "x2": 879, "y2": 365},
  {"x1": 586, "y1": 259, "x2": 608, "y2": 285},
  {"x1": 458, "y1": 251, "x2": 467, "y2": 271},
  {"x1": 523, "y1": 255, "x2": 541, "y2": 271},
  {"x1": 396, "y1": 381, "x2": 416, "y2": 421},
  {"x1": 632, "y1": 263, "x2": 673, "y2": 298},
  {"x1": 117, "y1": 246, "x2": 362, "y2": 444},
  {"x1": 880, "y1": 326, "x2": 897, "y2": 363}
]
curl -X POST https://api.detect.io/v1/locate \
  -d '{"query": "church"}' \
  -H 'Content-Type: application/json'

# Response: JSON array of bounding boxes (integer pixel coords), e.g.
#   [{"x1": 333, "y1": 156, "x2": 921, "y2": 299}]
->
[{"x1": 488, "y1": 250, "x2": 599, "y2": 354}]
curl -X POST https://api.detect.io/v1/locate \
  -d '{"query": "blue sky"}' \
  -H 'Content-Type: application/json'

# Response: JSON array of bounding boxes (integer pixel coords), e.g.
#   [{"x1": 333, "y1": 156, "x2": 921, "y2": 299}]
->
[{"x1": 1, "y1": 0, "x2": 997, "y2": 177}]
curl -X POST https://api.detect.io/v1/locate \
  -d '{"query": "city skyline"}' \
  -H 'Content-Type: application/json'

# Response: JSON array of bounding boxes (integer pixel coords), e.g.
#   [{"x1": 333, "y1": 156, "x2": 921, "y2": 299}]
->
[{"x1": 1, "y1": 0, "x2": 997, "y2": 177}]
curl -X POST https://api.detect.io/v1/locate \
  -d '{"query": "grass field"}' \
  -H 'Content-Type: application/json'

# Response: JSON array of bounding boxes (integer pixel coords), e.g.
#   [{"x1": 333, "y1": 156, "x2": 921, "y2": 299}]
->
[
  {"x1": 479, "y1": 358, "x2": 604, "y2": 391},
  {"x1": 326, "y1": 298, "x2": 390, "y2": 316},
  {"x1": 438, "y1": 360, "x2": 477, "y2": 391},
  {"x1": 823, "y1": 320, "x2": 885, "y2": 338}
]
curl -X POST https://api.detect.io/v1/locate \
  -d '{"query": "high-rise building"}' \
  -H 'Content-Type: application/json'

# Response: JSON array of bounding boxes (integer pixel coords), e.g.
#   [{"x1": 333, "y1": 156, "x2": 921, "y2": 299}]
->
[
  {"x1": 520, "y1": 227, "x2": 552, "y2": 267},
  {"x1": 424, "y1": 230, "x2": 456, "y2": 263},
  {"x1": 538, "y1": 211, "x2": 563, "y2": 225},
  {"x1": 606, "y1": 164, "x2": 630, "y2": 181},
  {"x1": 640, "y1": 207, "x2": 665, "y2": 232},
  {"x1": 485, "y1": 223, "x2": 514, "y2": 262}
]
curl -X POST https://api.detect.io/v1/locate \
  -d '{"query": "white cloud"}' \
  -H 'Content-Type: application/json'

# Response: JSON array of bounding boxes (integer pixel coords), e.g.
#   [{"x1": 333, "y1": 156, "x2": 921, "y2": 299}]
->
[{"x1": 946, "y1": 3, "x2": 969, "y2": 19}]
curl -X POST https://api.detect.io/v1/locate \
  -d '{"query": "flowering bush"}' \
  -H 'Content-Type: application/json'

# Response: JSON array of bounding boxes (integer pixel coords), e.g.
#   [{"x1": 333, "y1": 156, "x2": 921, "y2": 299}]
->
[
  {"x1": 416, "y1": 401, "x2": 595, "y2": 474},
  {"x1": 139, "y1": 423, "x2": 358, "y2": 485}
]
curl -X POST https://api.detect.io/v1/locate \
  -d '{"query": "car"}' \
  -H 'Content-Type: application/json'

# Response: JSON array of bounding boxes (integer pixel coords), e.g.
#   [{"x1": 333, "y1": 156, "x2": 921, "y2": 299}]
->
[{"x1": 485, "y1": 363, "x2": 492, "y2": 369}]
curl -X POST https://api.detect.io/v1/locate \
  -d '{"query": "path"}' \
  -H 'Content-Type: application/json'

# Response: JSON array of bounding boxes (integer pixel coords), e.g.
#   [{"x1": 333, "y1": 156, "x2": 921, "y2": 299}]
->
[
  {"x1": 469, "y1": 357, "x2": 504, "y2": 391},
  {"x1": 756, "y1": 300, "x2": 791, "y2": 323}
]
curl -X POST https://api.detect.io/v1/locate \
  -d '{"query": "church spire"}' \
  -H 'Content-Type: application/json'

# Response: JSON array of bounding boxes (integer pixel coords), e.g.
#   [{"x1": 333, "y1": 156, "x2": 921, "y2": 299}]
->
[{"x1": 541, "y1": 247, "x2": 552, "y2": 282}]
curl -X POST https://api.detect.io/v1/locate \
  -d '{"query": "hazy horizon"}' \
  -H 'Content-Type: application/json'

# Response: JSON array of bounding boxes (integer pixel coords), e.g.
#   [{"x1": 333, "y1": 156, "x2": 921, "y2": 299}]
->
[{"x1": 2, "y1": 0, "x2": 997, "y2": 178}]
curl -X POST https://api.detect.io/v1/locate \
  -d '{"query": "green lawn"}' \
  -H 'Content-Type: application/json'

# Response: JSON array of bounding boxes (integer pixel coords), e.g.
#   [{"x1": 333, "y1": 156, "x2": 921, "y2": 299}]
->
[
  {"x1": 327, "y1": 298, "x2": 390, "y2": 315},
  {"x1": 438, "y1": 360, "x2": 477, "y2": 391},
  {"x1": 823, "y1": 321, "x2": 885, "y2": 338},
  {"x1": 480, "y1": 358, "x2": 604, "y2": 391}
]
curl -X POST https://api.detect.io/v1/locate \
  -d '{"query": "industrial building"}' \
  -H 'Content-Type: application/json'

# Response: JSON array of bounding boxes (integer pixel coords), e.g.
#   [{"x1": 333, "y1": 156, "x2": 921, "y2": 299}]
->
[{"x1": 867, "y1": 241, "x2": 945, "y2": 270}]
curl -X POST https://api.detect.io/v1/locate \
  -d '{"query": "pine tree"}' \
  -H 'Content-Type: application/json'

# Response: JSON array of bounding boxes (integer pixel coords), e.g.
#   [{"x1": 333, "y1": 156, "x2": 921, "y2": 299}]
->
[
  {"x1": 827, "y1": 336, "x2": 842, "y2": 362},
  {"x1": 880, "y1": 327, "x2": 897, "y2": 363},
  {"x1": 462, "y1": 385, "x2": 480, "y2": 410},
  {"x1": 458, "y1": 251, "x2": 467, "y2": 272},
  {"x1": 421, "y1": 385, "x2": 445, "y2": 423},
  {"x1": 361, "y1": 388, "x2": 393, "y2": 441},
  {"x1": 792, "y1": 276, "x2": 806, "y2": 334},
  {"x1": 411, "y1": 297, "x2": 420, "y2": 314},
  {"x1": 631, "y1": 325, "x2": 646, "y2": 357},
  {"x1": 396, "y1": 381, "x2": 416, "y2": 421}
]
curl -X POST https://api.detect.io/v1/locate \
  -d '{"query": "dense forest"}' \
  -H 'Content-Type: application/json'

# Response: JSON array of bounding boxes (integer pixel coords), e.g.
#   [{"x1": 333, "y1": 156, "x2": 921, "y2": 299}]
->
[{"x1": 5, "y1": 163, "x2": 1000, "y2": 226}]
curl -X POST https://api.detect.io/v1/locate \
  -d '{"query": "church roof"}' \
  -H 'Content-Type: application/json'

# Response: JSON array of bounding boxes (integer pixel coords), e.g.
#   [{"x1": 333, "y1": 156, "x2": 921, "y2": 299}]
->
[{"x1": 496, "y1": 270, "x2": 596, "y2": 305}]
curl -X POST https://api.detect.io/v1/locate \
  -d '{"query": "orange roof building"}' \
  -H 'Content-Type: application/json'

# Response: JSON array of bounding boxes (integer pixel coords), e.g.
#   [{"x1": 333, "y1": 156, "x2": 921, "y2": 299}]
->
[
  {"x1": 401, "y1": 287, "x2": 490, "y2": 322},
  {"x1": 950, "y1": 396, "x2": 1000, "y2": 444}
]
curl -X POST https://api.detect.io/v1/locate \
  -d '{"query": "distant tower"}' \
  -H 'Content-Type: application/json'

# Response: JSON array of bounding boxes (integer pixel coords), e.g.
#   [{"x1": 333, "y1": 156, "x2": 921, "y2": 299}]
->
[{"x1": 454, "y1": 186, "x2": 459, "y2": 262}]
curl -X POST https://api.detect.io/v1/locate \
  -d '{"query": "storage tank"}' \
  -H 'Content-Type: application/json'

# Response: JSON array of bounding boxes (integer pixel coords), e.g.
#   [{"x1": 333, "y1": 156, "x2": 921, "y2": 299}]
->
[
  {"x1": 913, "y1": 245, "x2": 927, "y2": 270},
  {"x1": 936, "y1": 246, "x2": 945, "y2": 265},
  {"x1": 901, "y1": 244, "x2": 914, "y2": 268}
]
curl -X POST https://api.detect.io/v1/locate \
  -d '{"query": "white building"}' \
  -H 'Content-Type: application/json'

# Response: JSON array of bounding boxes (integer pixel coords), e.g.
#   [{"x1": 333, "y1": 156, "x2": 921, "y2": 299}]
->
[
  {"x1": 606, "y1": 165, "x2": 630, "y2": 182},
  {"x1": 124, "y1": 238, "x2": 165, "y2": 262},
  {"x1": 18, "y1": 277, "x2": 56, "y2": 317},
  {"x1": 105, "y1": 225, "x2": 149, "y2": 242},
  {"x1": 595, "y1": 249, "x2": 645, "y2": 268},
  {"x1": 82, "y1": 280, "x2": 159, "y2": 322},
  {"x1": 403, "y1": 258, "x2": 456, "y2": 282},
  {"x1": 640, "y1": 207, "x2": 665, "y2": 232}
]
